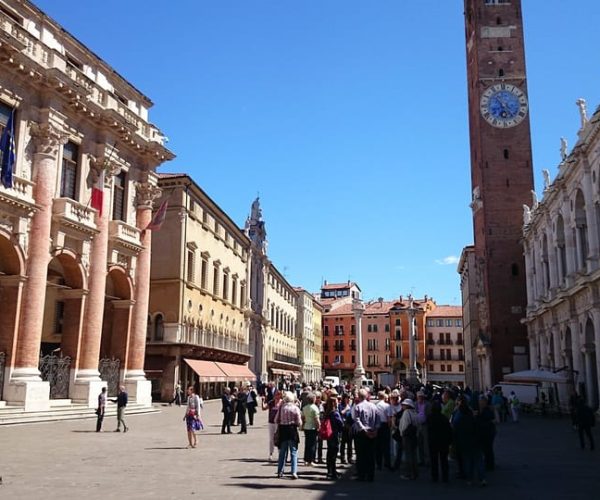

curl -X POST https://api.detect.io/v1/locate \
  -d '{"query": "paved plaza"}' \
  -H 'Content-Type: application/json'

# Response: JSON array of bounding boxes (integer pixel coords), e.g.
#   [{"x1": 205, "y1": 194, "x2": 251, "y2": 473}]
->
[{"x1": 0, "y1": 401, "x2": 598, "y2": 499}]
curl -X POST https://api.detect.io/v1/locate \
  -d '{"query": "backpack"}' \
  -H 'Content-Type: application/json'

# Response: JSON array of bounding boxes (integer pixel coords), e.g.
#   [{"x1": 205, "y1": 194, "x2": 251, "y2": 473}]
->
[{"x1": 319, "y1": 416, "x2": 333, "y2": 440}]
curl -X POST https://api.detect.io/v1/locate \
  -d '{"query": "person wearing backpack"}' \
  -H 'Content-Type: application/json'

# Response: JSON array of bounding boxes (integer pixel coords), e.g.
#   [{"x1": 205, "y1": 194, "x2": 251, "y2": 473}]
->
[
  {"x1": 323, "y1": 393, "x2": 344, "y2": 479},
  {"x1": 399, "y1": 399, "x2": 419, "y2": 480}
]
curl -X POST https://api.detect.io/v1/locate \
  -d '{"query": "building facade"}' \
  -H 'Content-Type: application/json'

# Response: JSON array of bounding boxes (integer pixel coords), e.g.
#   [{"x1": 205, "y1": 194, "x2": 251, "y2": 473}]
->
[
  {"x1": 146, "y1": 174, "x2": 252, "y2": 400},
  {"x1": 0, "y1": 0, "x2": 173, "y2": 410},
  {"x1": 461, "y1": 0, "x2": 533, "y2": 386},
  {"x1": 312, "y1": 299, "x2": 324, "y2": 382},
  {"x1": 295, "y1": 288, "x2": 321, "y2": 383},
  {"x1": 363, "y1": 300, "x2": 392, "y2": 383},
  {"x1": 425, "y1": 306, "x2": 466, "y2": 387},
  {"x1": 523, "y1": 100, "x2": 600, "y2": 409}
]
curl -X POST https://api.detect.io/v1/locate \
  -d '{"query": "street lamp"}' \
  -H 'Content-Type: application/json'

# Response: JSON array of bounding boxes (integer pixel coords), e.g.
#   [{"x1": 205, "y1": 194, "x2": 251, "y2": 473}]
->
[
  {"x1": 406, "y1": 294, "x2": 421, "y2": 384},
  {"x1": 352, "y1": 298, "x2": 366, "y2": 386}
]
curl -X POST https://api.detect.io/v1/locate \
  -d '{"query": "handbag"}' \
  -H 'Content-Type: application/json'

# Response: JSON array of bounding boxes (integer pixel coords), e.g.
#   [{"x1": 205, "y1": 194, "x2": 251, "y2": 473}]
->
[{"x1": 274, "y1": 426, "x2": 281, "y2": 448}]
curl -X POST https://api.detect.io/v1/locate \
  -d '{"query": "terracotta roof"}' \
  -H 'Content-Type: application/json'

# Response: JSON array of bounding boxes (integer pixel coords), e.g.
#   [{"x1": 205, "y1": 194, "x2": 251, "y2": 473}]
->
[
  {"x1": 364, "y1": 301, "x2": 395, "y2": 314},
  {"x1": 323, "y1": 303, "x2": 354, "y2": 316},
  {"x1": 321, "y1": 282, "x2": 360, "y2": 291},
  {"x1": 428, "y1": 305, "x2": 462, "y2": 318}
]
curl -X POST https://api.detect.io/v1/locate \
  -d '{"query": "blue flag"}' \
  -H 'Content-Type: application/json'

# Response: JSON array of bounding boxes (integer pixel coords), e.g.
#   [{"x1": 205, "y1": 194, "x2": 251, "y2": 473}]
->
[{"x1": 0, "y1": 109, "x2": 15, "y2": 188}]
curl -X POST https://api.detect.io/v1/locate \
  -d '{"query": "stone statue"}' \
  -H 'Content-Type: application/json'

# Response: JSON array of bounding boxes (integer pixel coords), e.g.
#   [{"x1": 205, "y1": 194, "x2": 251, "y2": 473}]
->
[
  {"x1": 542, "y1": 169, "x2": 551, "y2": 190},
  {"x1": 560, "y1": 137, "x2": 568, "y2": 161},
  {"x1": 576, "y1": 98, "x2": 588, "y2": 129},
  {"x1": 250, "y1": 197, "x2": 262, "y2": 221},
  {"x1": 531, "y1": 190, "x2": 538, "y2": 210},
  {"x1": 523, "y1": 204, "x2": 531, "y2": 225}
]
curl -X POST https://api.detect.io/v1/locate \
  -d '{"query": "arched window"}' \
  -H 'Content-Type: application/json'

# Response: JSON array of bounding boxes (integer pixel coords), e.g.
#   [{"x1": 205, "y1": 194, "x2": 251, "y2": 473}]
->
[
  {"x1": 575, "y1": 190, "x2": 589, "y2": 270},
  {"x1": 155, "y1": 314, "x2": 164, "y2": 341},
  {"x1": 556, "y1": 215, "x2": 567, "y2": 282}
]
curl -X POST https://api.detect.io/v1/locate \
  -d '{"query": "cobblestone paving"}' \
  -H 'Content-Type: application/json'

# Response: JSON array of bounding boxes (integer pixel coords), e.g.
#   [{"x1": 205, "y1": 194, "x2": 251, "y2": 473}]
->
[{"x1": 0, "y1": 401, "x2": 598, "y2": 499}]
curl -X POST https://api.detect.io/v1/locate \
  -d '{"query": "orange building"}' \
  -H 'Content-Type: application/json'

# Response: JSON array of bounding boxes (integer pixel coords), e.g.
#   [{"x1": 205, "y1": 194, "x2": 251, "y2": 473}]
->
[
  {"x1": 322, "y1": 303, "x2": 356, "y2": 380},
  {"x1": 388, "y1": 297, "x2": 436, "y2": 382}
]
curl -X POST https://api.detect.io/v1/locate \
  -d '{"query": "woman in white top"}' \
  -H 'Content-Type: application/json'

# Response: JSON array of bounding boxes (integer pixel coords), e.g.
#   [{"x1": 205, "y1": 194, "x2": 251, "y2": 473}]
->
[{"x1": 184, "y1": 385, "x2": 203, "y2": 448}]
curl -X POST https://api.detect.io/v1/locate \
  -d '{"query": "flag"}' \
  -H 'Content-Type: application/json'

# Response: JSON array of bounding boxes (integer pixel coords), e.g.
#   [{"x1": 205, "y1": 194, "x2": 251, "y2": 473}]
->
[
  {"x1": 91, "y1": 166, "x2": 105, "y2": 215},
  {"x1": 145, "y1": 198, "x2": 168, "y2": 231},
  {"x1": 0, "y1": 109, "x2": 15, "y2": 188}
]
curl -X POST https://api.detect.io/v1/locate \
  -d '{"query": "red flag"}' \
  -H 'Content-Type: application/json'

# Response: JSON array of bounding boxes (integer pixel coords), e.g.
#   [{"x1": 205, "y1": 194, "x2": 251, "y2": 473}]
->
[
  {"x1": 91, "y1": 168, "x2": 104, "y2": 215},
  {"x1": 146, "y1": 198, "x2": 168, "y2": 231}
]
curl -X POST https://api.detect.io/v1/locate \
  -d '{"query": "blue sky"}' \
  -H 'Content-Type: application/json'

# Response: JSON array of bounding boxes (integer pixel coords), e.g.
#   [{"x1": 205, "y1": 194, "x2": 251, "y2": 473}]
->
[{"x1": 35, "y1": 0, "x2": 600, "y2": 305}]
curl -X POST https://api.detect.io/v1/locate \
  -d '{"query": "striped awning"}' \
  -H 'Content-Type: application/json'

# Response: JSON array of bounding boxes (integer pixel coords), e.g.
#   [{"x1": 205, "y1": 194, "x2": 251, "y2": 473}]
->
[{"x1": 215, "y1": 362, "x2": 255, "y2": 382}]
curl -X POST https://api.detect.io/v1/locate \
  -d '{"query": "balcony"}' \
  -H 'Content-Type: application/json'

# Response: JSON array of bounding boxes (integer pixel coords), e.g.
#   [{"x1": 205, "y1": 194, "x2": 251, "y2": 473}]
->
[
  {"x1": 177, "y1": 328, "x2": 250, "y2": 355},
  {"x1": 109, "y1": 220, "x2": 142, "y2": 251},
  {"x1": 0, "y1": 175, "x2": 35, "y2": 209},
  {"x1": 52, "y1": 198, "x2": 97, "y2": 235},
  {"x1": 273, "y1": 353, "x2": 301, "y2": 365}
]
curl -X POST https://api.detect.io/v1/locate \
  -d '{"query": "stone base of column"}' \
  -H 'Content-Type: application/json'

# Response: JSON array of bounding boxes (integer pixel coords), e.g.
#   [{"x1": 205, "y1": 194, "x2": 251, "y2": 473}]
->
[
  {"x1": 5, "y1": 368, "x2": 50, "y2": 412},
  {"x1": 124, "y1": 370, "x2": 152, "y2": 407},
  {"x1": 353, "y1": 367, "x2": 366, "y2": 388},
  {"x1": 71, "y1": 370, "x2": 107, "y2": 408},
  {"x1": 406, "y1": 368, "x2": 421, "y2": 386}
]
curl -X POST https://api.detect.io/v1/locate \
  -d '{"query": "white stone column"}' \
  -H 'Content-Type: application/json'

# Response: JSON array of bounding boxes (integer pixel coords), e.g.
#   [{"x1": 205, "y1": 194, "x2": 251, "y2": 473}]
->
[
  {"x1": 582, "y1": 164, "x2": 599, "y2": 270},
  {"x1": 352, "y1": 299, "x2": 365, "y2": 385},
  {"x1": 546, "y1": 225, "x2": 559, "y2": 292},
  {"x1": 524, "y1": 243, "x2": 534, "y2": 306},
  {"x1": 570, "y1": 319, "x2": 582, "y2": 387}
]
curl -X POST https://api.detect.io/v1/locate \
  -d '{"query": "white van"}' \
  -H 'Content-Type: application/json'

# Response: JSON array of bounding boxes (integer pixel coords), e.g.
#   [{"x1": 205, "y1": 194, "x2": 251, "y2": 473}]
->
[
  {"x1": 324, "y1": 376, "x2": 340, "y2": 387},
  {"x1": 361, "y1": 379, "x2": 375, "y2": 391}
]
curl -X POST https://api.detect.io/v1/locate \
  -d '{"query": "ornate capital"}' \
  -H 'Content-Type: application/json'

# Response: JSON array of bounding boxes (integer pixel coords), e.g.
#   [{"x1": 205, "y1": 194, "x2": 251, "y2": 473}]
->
[
  {"x1": 89, "y1": 154, "x2": 122, "y2": 187},
  {"x1": 135, "y1": 182, "x2": 161, "y2": 209},
  {"x1": 29, "y1": 122, "x2": 68, "y2": 156}
]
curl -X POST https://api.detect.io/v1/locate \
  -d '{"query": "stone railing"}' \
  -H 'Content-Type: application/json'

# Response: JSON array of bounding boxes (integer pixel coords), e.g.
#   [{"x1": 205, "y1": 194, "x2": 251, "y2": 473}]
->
[
  {"x1": 0, "y1": 175, "x2": 35, "y2": 205},
  {"x1": 0, "y1": 11, "x2": 166, "y2": 147},
  {"x1": 108, "y1": 220, "x2": 141, "y2": 247},
  {"x1": 52, "y1": 198, "x2": 96, "y2": 232}
]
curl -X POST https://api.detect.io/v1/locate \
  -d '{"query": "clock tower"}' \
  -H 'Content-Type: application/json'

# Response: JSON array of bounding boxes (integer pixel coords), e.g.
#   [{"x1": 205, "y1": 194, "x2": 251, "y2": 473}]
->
[{"x1": 463, "y1": 0, "x2": 533, "y2": 386}]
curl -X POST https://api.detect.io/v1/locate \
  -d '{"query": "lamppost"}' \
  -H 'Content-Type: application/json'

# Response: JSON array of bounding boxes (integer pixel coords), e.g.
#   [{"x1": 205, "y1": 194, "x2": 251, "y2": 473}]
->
[
  {"x1": 406, "y1": 294, "x2": 421, "y2": 384},
  {"x1": 352, "y1": 298, "x2": 366, "y2": 386}
]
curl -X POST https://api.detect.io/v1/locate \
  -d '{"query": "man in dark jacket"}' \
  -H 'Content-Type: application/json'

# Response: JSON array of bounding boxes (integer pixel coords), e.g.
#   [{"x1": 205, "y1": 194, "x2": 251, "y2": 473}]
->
[
  {"x1": 427, "y1": 402, "x2": 452, "y2": 482},
  {"x1": 221, "y1": 387, "x2": 233, "y2": 434},
  {"x1": 476, "y1": 396, "x2": 496, "y2": 470},
  {"x1": 576, "y1": 397, "x2": 595, "y2": 450},
  {"x1": 111, "y1": 386, "x2": 128, "y2": 433},
  {"x1": 236, "y1": 386, "x2": 248, "y2": 434}
]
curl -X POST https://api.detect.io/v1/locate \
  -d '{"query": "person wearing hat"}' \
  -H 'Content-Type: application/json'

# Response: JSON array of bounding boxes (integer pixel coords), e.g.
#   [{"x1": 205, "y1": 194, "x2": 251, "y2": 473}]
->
[{"x1": 399, "y1": 398, "x2": 419, "y2": 480}]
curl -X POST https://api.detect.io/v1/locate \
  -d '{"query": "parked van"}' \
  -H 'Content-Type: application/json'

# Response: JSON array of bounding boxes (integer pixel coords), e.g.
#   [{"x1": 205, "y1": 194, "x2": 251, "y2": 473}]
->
[
  {"x1": 361, "y1": 379, "x2": 375, "y2": 391},
  {"x1": 324, "y1": 376, "x2": 340, "y2": 387}
]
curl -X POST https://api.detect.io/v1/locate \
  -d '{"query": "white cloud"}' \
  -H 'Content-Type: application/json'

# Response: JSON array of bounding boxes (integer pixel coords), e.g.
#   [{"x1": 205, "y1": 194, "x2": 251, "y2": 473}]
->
[{"x1": 435, "y1": 255, "x2": 459, "y2": 266}]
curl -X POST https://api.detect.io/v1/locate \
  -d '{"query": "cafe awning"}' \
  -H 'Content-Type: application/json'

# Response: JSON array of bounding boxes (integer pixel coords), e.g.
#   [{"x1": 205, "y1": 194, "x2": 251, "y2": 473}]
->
[
  {"x1": 184, "y1": 359, "x2": 228, "y2": 382},
  {"x1": 215, "y1": 362, "x2": 256, "y2": 382}
]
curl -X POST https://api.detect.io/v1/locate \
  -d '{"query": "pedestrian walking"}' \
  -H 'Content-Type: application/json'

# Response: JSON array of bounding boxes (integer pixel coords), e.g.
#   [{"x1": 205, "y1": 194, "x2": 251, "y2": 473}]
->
[
  {"x1": 375, "y1": 391, "x2": 391, "y2": 471},
  {"x1": 247, "y1": 383, "x2": 258, "y2": 425},
  {"x1": 427, "y1": 401, "x2": 452, "y2": 483},
  {"x1": 95, "y1": 387, "x2": 107, "y2": 432},
  {"x1": 263, "y1": 389, "x2": 282, "y2": 460},
  {"x1": 236, "y1": 385, "x2": 248, "y2": 434},
  {"x1": 323, "y1": 393, "x2": 344, "y2": 479},
  {"x1": 416, "y1": 390, "x2": 431, "y2": 465},
  {"x1": 221, "y1": 387, "x2": 233, "y2": 434},
  {"x1": 301, "y1": 392, "x2": 320, "y2": 466},
  {"x1": 184, "y1": 386, "x2": 203, "y2": 448},
  {"x1": 476, "y1": 395, "x2": 496, "y2": 471},
  {"x1": 111, "y1": 386, "x2": 129, "y2": 433},
  {"x1": 275, "y1": 391, "x2": 302, "y2": 479},
  {"x1": 509, "y1": 391, "x2": 520, "y2": 423},
  {"x1": 338, "y1": 393, "x2": 354, "y2": 464},
  {"x1": 170, "y1": 382, "x2": 183, "y2": 406},
  {"x1": 399, "y1": 399, "x2": 419, "y2": 480},
  {"x1": 352, "y1": 388, "x2": 380, "y2": 482},
  {"x1": 575, "y1": 397, "x2": 595, "y2": 450},
  {"x1": 453, "y1": 397, "x2": 485, "y2": 486}
]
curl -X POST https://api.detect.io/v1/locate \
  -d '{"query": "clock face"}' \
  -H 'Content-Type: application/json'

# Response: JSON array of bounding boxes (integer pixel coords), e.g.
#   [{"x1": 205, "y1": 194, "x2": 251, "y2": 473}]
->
[{"x1": 480, "y1": 83, "x2": 528, "y2": 128}]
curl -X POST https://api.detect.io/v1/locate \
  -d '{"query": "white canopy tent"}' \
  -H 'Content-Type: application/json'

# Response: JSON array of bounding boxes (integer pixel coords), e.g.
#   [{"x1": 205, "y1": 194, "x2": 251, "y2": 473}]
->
[{"x1": 504, "y1": 369, "x2": 569, "y2": 384}]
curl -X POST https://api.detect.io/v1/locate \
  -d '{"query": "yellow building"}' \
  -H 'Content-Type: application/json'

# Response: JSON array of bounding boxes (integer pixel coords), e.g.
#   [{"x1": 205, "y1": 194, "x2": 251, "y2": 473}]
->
[
  {"x1": 312, "y1": 299, "x2": 324, "y2": 382},
  {"x1": 147, "y1": 174, "x2": 253, "y2": 400}
]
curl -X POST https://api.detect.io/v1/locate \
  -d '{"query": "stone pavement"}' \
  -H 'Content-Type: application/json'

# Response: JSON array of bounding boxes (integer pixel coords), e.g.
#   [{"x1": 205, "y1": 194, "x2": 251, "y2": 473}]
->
[{"x1": 0, "y1": 400, "x2": 598, "y2": 500}]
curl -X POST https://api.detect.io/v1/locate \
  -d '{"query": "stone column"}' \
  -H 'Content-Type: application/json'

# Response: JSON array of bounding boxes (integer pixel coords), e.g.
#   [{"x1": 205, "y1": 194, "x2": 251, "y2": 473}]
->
[
  {"x1": 582, "y1": 164, "x2": 599, "y2": 270},
  {"x1": 524, "y1": 243, "x2": 534, "y2": 306},
  {"x1": 0, "y1": 275, "x2": 26, "y2": 394},
  {"x1": 527, "y1": 329, "x2": 537, "y2": 369},
  {"x1": 569, "y1": 319, "x2": 582, "y2": 387},
  {"x1": 72, "y1": 155, "x2": 120, "y2": 407},
  {"x1": 6, "y1": 121, "x2": 67, "y2": 411},
  {"x1": 352, "y1": 299, "x2": 366, "y2": 385},
  {"x1": 124, "y1": 181, "x2": 160, "y2": 406}
]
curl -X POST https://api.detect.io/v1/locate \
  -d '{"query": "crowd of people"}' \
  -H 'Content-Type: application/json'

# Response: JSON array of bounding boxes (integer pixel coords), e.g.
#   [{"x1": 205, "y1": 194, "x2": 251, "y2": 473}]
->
[{"x1": 255, "y1": 380, "x2": 507, "y2": 485}]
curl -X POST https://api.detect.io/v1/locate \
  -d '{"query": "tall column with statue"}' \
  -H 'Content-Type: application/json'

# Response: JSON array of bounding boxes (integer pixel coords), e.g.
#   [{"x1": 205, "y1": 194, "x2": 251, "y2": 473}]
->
[
  {"x1": 5, "y1": 118, "x2": 68, "y2": 411},
  {"x1": 406, "y1": 295, "x2": 421, "y2": 385},
  {"x1": 124, "y1": 180, "x2": 160, "y2": 405},
  {"x1": 352, "y1": 299, "x2": 366, "y2": 386}
]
